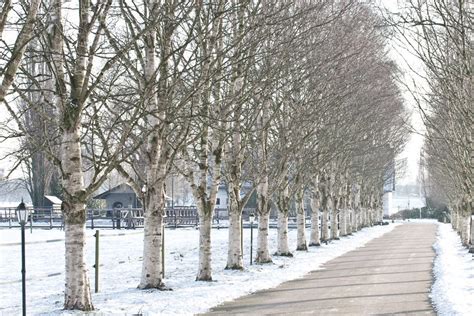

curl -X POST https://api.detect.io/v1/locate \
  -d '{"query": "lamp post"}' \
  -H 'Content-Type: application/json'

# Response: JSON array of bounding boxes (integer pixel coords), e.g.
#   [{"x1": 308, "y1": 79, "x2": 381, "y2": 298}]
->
[
  {"x1": 249, "y1": 213, "x2": 255, "y2": 265},
  {"x1": 16, "y1": 199, "x2": 27, "y2": 316}
]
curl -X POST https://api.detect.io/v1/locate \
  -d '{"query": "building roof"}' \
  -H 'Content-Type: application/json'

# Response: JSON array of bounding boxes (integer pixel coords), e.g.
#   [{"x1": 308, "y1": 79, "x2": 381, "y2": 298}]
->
[
  {"x1": 44, "y1": 195, "x2": 62, "y2": 205},
  {"x1": 94, "y1": 183, "x2": 135, "y2": 199}
]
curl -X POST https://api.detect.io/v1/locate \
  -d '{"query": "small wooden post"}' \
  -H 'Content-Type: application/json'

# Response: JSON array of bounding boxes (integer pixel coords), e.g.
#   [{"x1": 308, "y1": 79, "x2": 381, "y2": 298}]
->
[
  {"x1": 94, "y1": 230, "x2": 99, "y2": 293},
  {"x1": 50, "y1": 210, "x2": 53, "y2": 229}
]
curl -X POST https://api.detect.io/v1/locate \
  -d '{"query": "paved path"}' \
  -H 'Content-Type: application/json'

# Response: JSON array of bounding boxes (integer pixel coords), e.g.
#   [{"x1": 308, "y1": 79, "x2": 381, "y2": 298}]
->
[{"x1": 207, "y1": 223, "x2": 438, "y2": 315}]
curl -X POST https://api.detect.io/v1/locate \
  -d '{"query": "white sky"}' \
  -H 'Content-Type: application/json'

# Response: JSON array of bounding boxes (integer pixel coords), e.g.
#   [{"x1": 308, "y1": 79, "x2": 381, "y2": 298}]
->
[{"x1": 378, "y1": 0, "x2": 428, "y2": 185}]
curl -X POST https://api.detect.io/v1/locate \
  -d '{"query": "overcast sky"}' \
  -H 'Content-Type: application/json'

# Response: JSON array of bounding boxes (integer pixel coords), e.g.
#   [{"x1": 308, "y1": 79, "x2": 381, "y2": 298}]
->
[{"x1": 1, "y1": 0, "x2": 427, "y2": 184}]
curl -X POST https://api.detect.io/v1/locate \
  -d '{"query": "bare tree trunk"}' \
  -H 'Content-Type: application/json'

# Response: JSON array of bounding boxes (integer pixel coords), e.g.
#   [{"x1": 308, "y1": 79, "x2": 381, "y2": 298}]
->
[
  {"x1": 469, "y1": 215, "x2": 474, "y2": 253},
  {"x1": 309, "y1": 193, "x2": 321, "y2": 246},
  {"x1": 460, "y1": 200, "x2": 471, "y2": 246},
  {"x1": 256, "y1": 176, "x2": 272, "y2": 263},
  {"x1": 340, "y1": 198, "x2": 348, "y2": 237},
  {"x1": 226, "y1": 181, "x2": 243, "y2": 269},
  {"x1": 353, "y1": 183, "x2": 361, "y2": 231},
  {"x1": 256, "y1": 96, "x2": 272, "y2": 263},
  {"x1": 330, "y1": 198, "x2": 339, "y2": 240},
  {"x1": 276, "y1": 186, "x2": 292, "y2": 256},
  {"x1": 197, "y1": 206, "x2": 213, "y2": 280},
  {"x1": 296, "y1": 187, "x2": 307, "y2": 251},
  {"x1": 139, "y1": 177, "x2": 166, "y2": 289},
  {"x1": 320, "y1": 193, "x2": 330, "y2": 242},
  {"x1": 61, "y1": 129, "x2": 93, "y2": 311}
]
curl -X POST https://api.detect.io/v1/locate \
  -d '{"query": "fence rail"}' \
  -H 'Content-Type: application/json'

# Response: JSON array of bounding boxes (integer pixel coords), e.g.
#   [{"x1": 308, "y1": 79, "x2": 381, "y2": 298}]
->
[{"x1": 0, "y1": 206, "x2": 237, "y2": 229}]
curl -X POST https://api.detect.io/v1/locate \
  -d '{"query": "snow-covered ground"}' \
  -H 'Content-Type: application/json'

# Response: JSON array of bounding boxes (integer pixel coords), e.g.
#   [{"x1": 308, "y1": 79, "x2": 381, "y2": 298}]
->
[
  {"x1": 431, "y1": 223, "x2": 474, "y2": 316},
  {"x1": 1, "y1": 224, "x2": 397, "y2": 315}
]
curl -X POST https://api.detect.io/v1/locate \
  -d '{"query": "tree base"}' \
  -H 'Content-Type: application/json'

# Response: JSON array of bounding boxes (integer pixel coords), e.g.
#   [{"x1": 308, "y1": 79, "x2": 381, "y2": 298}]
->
[
  {"x1": 469, "y1": 247, "x2": 474, "y2": 254},
  {"x1": 332, "y1": 237, "x2": 340, "y2": 240},
  {"x1": 138, "y1": 282, "x2": 172, "y2": 291},
  {"x1": 196, "y1": 276, "x2": 213, "y2": 282},
  {"x1": 309, "y1": 242, "x2": 321, "y2": 247},
  {"x1": 64, "y1": 301, "x2": 94, "y2": 311},
  {"x1": 296, "y1": 245, "x2": 308, "y2": 251},
  {"x1": 255, "y1": 258, "x2": 273, "y2": 264},
  {"x1": 274, "y1": 251, "x2": 293, "y2": 257},
  {"x1": 225, "y1": 264, "x2": 244, "y2": 270}
]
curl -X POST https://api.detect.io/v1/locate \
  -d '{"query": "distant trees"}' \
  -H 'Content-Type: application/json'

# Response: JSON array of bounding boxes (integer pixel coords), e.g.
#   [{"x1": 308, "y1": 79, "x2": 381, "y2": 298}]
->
[{"x1": 393, "y1": 0, "x2": 472, "y2": 249}]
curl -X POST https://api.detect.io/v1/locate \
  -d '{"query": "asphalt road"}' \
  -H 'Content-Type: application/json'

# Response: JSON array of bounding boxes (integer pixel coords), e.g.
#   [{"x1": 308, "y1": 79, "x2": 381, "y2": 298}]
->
[{"x1": 206, "y1": 222, "x2": 438, "y2": 315}]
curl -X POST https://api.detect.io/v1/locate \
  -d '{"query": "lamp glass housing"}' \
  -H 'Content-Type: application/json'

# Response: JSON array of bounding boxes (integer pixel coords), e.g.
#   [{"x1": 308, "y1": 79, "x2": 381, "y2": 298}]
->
[
  {"x1": 16, "y1": 208, "x2": 28, "y2": 224},
  {"x1": 249, "y1": 213, "x2": 255, "y2": 224}
]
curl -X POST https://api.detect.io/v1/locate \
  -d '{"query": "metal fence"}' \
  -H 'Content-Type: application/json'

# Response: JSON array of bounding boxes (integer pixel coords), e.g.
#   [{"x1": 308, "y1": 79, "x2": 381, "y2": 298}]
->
[{"x1": 0, "y1": 206, "x2": 236, "y2": 229}]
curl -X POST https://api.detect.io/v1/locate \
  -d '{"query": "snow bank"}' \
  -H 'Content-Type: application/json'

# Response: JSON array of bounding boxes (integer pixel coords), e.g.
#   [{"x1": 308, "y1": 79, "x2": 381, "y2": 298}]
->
[
  {"x1": 0, "y1": 224, "x2": 398, "y2": 315},
  {"x1": 431, "y1": 223, "x2": 474, "y2": 316}
]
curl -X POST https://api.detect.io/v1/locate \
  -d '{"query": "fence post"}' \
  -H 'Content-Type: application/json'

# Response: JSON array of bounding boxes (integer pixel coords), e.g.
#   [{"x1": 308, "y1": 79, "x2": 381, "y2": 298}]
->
[
  {"x1": 94, "y1": 230, "x2": 99, "y2": 293},
  {"x1": 30, "y1": 210, "x2": 33, "y2": 233},
  {"x1": 50, "y1": 210, "x2": 53, "y2": 230}
]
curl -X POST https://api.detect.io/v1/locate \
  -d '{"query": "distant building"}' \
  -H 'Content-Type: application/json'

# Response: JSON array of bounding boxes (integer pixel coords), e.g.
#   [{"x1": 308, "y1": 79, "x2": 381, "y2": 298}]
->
[
  {"x1": 43, "y1": 195, "x2": 62, "y2": 213},
  {"x1": 93, "y1": 183, "x2": 142, "y2": 209}
]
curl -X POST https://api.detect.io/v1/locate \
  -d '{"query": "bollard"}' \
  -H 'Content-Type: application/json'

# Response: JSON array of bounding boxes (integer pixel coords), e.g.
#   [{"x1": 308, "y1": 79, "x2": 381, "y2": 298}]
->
[{"x1": 94, "y1": 230, "x2": 99, "y2": 293}]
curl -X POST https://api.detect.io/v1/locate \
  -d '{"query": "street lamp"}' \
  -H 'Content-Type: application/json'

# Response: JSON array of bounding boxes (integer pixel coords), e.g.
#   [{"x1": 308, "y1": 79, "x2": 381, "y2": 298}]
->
[
  {"x1": 16, "y1": 199, "x2": 27, "y2": 316},
  {"x1": 249, "y1": 213, "x2": 255, "y2": 265}
]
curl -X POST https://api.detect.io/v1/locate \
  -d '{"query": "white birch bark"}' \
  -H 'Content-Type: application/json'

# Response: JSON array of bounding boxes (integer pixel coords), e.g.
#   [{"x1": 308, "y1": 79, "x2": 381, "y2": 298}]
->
[
  {"x1": 469, "y1": 215, "x2": 474, "y2": 253},
  {"x1": 340, "y1": 199, "x2": 347, "y2": 237},
  {"x1": 460, "y1": 211, "x2": 471, "y2": 246},
  {"x1": 226, "y1": 189, "x2": 243, "y2": 269},
  {"x1": 296, "y1": 187, "x2": 307, "y2": 251},
  {"x1": 224, "y1": 6, "x2": 246, "y2": 267},
  {"x1": 319, "y1": 173, "x2": 330, "y2": 242},
  {"x1": 309, "y1": 192, "x2": 321, "y2": 246},
  {"x1": 139, "y1": 177, "x2": 166, "y2": 289},
  {"x1": 276, "y1": 184, "x2": 292, "y2": 256},
  {"x1": 197, "y1": 208, "x2": 213, "y2": 280},
  {"x1": 277, "y1": 209, "x2": 291, "y2": 255},
  {"x1": 61, "y1": 129, "x2": 93, "y2": 311},
  {"x1": 64, "y1": 222, "x2": 92, "y2": 310},
  {"x1": 255, "y1": 92, "x2": 272, "y2": 263},
  {"x1": 256, "y1": 201, "x2": 272, "y2": 263},
  {"x1": 353, "y1": 183, "x2": 361, "y2": 231}
]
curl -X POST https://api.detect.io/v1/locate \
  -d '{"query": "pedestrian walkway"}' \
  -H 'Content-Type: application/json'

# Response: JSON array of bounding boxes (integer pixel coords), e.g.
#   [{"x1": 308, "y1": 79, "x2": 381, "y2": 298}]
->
[{"x1": 206, "y1": 223, "x2": 438, "y2": 315}]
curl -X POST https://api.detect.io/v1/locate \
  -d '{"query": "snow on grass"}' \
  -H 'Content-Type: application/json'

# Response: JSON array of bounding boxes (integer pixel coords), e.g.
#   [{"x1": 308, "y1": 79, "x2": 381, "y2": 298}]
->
[
  {"x1": 430, "y1": 223, "x2": 474, "y2": 316},
  {"x1": 0, "y1": 223, "x2": 398, "y2": 315}
]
